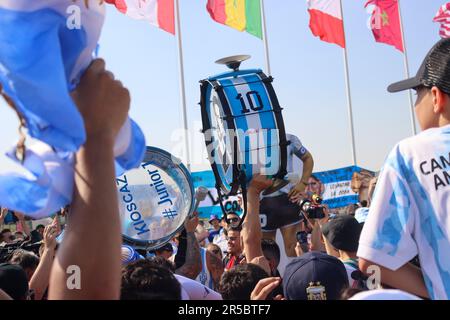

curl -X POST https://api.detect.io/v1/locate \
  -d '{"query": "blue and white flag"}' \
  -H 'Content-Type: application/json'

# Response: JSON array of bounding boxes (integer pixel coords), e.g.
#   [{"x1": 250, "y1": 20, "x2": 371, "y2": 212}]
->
[
  {"x1": 310, "y1": 166, "x2": 375, "y2": 209},
  {"x1": 0, "y1": 0, "x2": 145, "y2": 218}
]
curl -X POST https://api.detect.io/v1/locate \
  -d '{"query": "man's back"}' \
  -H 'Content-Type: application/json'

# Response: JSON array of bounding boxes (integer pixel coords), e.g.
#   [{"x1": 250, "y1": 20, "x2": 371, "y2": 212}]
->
[{"x1": 358, "y1": 124, "x2": 450, "y2": 299}]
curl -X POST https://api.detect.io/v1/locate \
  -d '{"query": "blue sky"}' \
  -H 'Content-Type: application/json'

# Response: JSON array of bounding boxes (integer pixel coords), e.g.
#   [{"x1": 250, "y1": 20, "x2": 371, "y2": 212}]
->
[{"x1": 0, "y1": 0, "x2": 445, "y2": 174}]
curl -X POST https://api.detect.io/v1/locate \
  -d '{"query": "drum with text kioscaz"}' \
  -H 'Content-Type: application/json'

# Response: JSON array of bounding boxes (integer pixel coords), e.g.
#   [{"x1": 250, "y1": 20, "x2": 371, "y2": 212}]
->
[
  {"x1": 199, "y1": 55, "x2": 288, "y2": 210},
  {"x1": 116, "y1": 147, "x2": 194, "y2": 250}
]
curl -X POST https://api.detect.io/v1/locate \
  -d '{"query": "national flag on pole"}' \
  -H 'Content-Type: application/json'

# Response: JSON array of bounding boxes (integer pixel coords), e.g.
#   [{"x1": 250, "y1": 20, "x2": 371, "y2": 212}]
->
[
  {"x1": 307, "y1": 0, "x2": 346, "y2": 48},
  {"x1": 365, "y1": 0, "x2": 404, "y2": 52},
  {"x1": 433, "y1": 3, "x2": 450, "y2": 39},
  {"x1": 206, "y1": 0, "x2": 262, "y2": 39},
  {"x1": 105, "y1": 0, "x2": 175, "y2": 34}
]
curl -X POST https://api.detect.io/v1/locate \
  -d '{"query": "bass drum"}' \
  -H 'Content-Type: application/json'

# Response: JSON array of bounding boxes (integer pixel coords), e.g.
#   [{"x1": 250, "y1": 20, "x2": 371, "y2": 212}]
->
[
  {"x1": 200, "y1": 68, "x2": 288, "y2": 196},
  {"x1": 116, "y1": 146, "x2": 194, "y2": 250}
]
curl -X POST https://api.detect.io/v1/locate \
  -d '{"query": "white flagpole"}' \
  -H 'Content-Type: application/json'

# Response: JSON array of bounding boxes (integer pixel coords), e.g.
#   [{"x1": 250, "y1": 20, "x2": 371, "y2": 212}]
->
[
  {"x1": 260, "y1": 0, "x2": 271, "y2": 75},
  {"x1": 340, "y1": 0, "x2": 357, "y2": 166},
  {"x1": 397, "y1": 0, "x2": 417, "y2": 135},
  {"x1": 174, "y1": 0, "x2": 191, "y2": 170}
]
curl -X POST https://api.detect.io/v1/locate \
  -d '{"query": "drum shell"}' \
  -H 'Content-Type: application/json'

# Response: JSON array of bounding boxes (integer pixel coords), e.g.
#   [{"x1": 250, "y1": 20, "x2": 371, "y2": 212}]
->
[{"x1": 200, "y1": 69, "x2": 287, "y2": 195}]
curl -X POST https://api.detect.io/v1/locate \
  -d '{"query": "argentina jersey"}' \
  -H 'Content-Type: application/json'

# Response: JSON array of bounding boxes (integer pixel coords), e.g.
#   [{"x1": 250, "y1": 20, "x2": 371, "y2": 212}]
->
[
  {"x1": 195, "y1": 248, "x2": 214, "y2": 290},
  {"x1": 358, "y1": 124, "x2": 450, "y2": 299}
]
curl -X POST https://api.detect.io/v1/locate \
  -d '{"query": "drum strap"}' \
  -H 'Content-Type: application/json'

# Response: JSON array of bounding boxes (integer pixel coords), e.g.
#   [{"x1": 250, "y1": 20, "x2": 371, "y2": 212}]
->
[{"x1": 215, "y1": 169, "x2": 248, "y2": 229}]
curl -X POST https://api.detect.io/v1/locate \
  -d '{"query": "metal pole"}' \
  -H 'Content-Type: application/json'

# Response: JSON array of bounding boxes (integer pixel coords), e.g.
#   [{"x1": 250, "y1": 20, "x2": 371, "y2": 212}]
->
[
  {"x1": 397, "y1": 0, "x2": 417, "y2": 135},
  {"x1": 340, "y1": 0, "x2": 357, "y2": 166},
  {"x1": 260, "y1": 0, "x2": 271, "y2": 75},
  {"x1": 174, "y1": 0, "x2": 191, "y2": 169}
]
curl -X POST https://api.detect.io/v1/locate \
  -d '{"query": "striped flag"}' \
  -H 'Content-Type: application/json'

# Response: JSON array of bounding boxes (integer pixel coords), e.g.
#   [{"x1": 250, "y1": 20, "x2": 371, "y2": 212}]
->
[
  {"x1": 0, "y1": 0, "x2": 146, "y2": 218},
  {"x1": 307, "y1": 0, "x2": 346, "y2": 48},
  {"x1": 105, "y1": 0, "x2": 175, "y2": 34},
  {"x1": 433, "y1": 2, "x2": 450, "y2": 39},
  {"x1": 206, "y1": 0, "x2": 262, "y2": 39}
]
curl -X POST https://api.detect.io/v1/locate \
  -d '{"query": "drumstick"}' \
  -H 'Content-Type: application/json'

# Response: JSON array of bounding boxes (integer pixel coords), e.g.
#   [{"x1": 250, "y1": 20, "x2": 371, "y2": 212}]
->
[{"x1": 192, "y1": 186, "x2": 209, "y2": 213}]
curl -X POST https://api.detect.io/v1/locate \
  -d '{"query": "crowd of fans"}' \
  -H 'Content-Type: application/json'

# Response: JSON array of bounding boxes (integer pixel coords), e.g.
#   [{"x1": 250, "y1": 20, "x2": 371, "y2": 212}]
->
[{"x1": 2, "y1": 37, "x2": 450, "y2": 301}]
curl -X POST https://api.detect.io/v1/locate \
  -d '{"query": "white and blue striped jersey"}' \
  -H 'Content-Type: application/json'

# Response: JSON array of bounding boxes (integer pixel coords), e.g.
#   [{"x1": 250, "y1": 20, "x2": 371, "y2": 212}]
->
[{"x1": 358, "y1": 124, "x2": 450, "y2": 300}]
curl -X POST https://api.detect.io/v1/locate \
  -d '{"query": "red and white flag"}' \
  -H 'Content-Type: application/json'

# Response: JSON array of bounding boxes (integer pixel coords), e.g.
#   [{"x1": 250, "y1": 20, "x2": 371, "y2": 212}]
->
[
  {"x1": 307, "y1": 0, "x2": 346, "y2": 48},
  {"x1": 433, "y1": 2, "x2": 450, "y2": 39},
  {"x1": 105, "y1": 0, "x2": 175, "y2": 34}
]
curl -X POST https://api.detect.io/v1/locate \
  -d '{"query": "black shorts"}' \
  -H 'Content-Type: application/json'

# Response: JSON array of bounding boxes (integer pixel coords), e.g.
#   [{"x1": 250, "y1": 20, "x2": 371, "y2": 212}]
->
[{"x1": 259, "y1": 193, "x2": 302, "y2": 232}]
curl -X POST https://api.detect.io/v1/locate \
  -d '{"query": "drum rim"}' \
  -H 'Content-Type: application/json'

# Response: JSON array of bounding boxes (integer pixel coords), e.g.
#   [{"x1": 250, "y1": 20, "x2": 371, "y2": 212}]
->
[{"x1": 121, "y1": 146, "x2": 195, "y2": 251}]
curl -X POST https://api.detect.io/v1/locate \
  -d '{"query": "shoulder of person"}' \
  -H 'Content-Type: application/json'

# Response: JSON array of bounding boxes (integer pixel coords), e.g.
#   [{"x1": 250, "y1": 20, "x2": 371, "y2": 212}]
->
[{"x1": 249, "y1": 256, "x2": 271, "y2": 276}]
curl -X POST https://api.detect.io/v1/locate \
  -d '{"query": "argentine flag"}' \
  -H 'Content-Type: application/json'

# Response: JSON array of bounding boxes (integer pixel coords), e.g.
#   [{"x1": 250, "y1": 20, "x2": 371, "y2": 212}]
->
[{"x1": 0, "y1": 0, "x2": 145, "y2": 218}]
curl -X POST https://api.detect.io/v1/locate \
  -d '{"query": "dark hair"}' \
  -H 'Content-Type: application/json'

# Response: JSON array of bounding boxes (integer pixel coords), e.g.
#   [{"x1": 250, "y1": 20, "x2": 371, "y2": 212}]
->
[
  {"x1": 0, "y1": 263, "x2": 29, "y2": 300},
  {"x1": 261, "y1": 239, "x2": 280, "y2": 265},
  {"x1": 9, "y1": 249, "x2": 39, "y2": 271},
  {"x1": 360, "y1": 200, "x2": 368, "y2": 207},
  {"x1": 207, "y1": 243, "x2": 223, "y2": 260},
  {"x1": 36, "y1": 225, "x2": 45, "y2": 230},
  {"x1": 121, "y1": 259, "x2": 181, "y2": 300},
  {"x1": 154, "y1": 243, "x2": 173, "y2": 254},
  {"x1": 148, "y1": 256, "x2": 176, "y2": 273},
  {"x1": 218, "y1": 263, "x2": 269, "y2": 300},
  {"x1": 224, "y1": 225, "x2": 242, "y2": 237},
  {"x1": 1, "y1": 228, "x2": 11, "y2": 239}
]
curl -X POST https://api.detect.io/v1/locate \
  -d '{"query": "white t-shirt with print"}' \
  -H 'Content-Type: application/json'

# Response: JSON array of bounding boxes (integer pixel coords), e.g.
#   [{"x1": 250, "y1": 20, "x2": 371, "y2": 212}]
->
[{"x1": 357, "y1": 125, "x2": 450, "y2": 300}]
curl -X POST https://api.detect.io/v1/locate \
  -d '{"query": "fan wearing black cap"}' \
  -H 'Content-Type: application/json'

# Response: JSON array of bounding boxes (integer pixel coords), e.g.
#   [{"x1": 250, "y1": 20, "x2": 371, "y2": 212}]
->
[
  {"x1": 358, "y1": 38, "x2": 450, "y2": 300},
  {"x1": 321, "y1": 215, "x2": 365, "y2": 289}
]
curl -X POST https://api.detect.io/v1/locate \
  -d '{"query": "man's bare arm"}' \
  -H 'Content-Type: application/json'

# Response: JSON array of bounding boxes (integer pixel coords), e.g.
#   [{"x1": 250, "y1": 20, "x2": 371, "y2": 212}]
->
[
  {"x1": 206, "y1": 250, "x2": 224, "y2": 290},
  {"x1": 48, "y1": 59, "x2": 128, "y2": 299},
  {"x1": 359, "y1": 258, "x2": 429, "y2": 299},
  {"x1": 176, "y1": 214, "x2": 201, "y2": 279},
  {"x1": 29, "y1": 220, "x2": 58, "y2": 300},
  {"x1": 288, "y1": 151, "x2": 314, "y2": 201},
  {"x1": 242, "y1": 176, "x2": 272, "y2": 275}
]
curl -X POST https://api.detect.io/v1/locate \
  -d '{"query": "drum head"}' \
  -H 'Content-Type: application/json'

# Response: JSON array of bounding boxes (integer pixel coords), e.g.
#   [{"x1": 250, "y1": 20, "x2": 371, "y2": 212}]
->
[
  {"x1": 209, "y1": 91, "x2": 235, "y2": 193},
  {"x1": 116, "y1": 147, "x2": 194, "y2": 250}
]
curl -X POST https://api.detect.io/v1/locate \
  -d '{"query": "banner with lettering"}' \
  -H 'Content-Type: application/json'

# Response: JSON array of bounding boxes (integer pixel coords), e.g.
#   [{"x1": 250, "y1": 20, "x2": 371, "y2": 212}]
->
[
  {"x1": 309, "y1": 166, "x2": 375, "y2": 209},
  {"x1": 191, "y1": 171, "x2": 242, "y2": 219}
]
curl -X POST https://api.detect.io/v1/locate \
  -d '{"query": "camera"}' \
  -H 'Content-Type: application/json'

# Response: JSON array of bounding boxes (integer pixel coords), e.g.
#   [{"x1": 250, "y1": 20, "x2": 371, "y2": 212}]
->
[
  {"x1": 296, "y1": 231, "x2": 308, "y2": 244},
  {"x1": 299, "y1": 194, "x2": 325, "y2": 220}
]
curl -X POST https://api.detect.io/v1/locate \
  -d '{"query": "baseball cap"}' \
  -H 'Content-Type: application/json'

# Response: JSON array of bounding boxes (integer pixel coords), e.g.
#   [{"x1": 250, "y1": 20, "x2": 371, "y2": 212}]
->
[
  {"x1": 388, "y1": 38, "x2": 450, "y2": 94},
  {"x1": 283, "y1": 252, "x2": 348, "y2": 300},
  {"x1": 321, "y1": 215, "x2": 362, "y2": 252},
  {"x1": 208, "y1": 214, "x2": 219, "y2": 223},
  {"x1": 0, "y1": 263, "x2": 29, "y2": 300}
]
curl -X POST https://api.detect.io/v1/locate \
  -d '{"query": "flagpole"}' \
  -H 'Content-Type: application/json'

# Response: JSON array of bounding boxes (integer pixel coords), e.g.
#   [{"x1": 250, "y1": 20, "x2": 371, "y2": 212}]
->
[
  {"x1": 397, "y1": 0, "x2": 417, "y2": 136},
  {"x1": 340, "y1": 0, "x2": 357, "y2": 166},
  {"x1": 174, "y1": 0, "x2": 191, "y2": 170},
  {"x1": 260, "y1": 0, "x2": 271, "y2": 75}
]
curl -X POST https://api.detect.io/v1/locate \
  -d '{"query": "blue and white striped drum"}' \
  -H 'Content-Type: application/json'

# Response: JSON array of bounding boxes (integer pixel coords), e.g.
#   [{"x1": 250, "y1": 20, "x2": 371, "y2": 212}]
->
[
  {"x1": 116, "y1": 147, "x2": 194, "y2": 250},
  {"x1": 200, "y1": 62, "x2": 288, "y2": 196}
]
